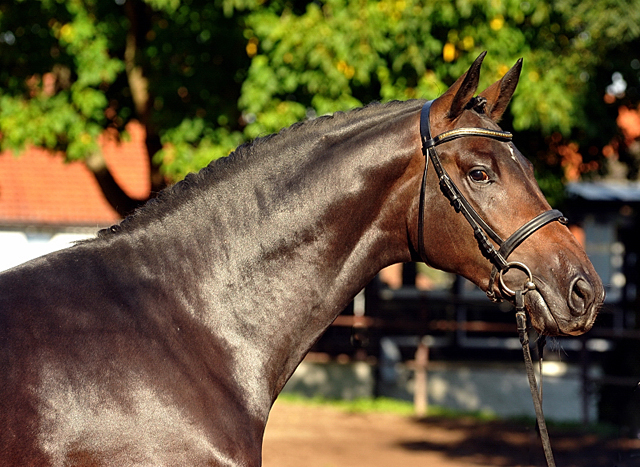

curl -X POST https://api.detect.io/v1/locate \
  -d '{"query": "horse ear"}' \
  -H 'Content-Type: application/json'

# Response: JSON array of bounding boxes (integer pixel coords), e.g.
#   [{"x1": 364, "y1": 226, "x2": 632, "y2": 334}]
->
[
  {"x1": 478, "y1": 58, "x2": 523, "y2": 122},
  {"x1": 431, "y1": 51, "x2": 487, "y2": 122}
]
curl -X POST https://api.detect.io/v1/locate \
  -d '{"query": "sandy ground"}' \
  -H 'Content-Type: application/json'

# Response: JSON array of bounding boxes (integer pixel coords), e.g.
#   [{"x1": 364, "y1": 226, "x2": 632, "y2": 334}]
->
[{"x1": 262, "y1": 400, "x2": 640, "y2": 467}]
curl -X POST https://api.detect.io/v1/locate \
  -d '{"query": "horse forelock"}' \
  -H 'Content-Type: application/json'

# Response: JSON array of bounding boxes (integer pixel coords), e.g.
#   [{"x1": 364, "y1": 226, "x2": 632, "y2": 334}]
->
[{"x1": 95, "y1": 100, "x2": 421, "y2": 239}]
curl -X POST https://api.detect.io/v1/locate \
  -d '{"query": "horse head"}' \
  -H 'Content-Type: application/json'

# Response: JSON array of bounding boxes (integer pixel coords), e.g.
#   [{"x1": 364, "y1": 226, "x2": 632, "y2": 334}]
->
[{"x1": 416, "y1": 53, "x2": 604, "y2": 336}]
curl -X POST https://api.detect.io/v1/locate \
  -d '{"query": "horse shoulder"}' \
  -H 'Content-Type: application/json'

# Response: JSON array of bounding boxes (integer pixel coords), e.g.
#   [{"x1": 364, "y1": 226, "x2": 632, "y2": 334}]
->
[{"x1": 0, "y1": 245, "x2": 264, "y2": 466}]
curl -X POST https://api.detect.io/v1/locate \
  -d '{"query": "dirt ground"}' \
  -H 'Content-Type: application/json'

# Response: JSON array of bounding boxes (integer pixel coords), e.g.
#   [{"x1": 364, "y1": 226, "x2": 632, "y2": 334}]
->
[{"x1": 262, "y1": 400, "x2": 640, "y2": 467}]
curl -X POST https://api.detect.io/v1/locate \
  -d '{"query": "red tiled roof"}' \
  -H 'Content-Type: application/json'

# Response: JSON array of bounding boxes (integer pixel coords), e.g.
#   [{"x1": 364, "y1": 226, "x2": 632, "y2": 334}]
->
[{"x1": 0, "y1": 122, "x2": 150, "y2": 228}]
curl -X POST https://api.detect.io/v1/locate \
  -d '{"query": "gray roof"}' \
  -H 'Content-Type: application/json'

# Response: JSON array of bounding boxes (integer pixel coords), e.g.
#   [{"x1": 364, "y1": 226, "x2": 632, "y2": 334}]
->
[{"x1": 566, "y1": 181, "x2": 640, "y2": 202}]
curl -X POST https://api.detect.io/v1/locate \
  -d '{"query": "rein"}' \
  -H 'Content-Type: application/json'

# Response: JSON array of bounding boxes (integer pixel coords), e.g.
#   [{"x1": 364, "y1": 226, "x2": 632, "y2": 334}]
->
[{"x1": 418, "y1": 100, "x2": 562, "y2": 467}]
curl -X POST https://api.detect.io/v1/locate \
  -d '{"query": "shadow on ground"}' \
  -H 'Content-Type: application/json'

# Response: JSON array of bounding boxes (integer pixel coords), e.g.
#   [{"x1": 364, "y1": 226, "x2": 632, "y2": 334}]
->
[{"x1": 399, "y1": 417, "x2": 640, "y2": 467}]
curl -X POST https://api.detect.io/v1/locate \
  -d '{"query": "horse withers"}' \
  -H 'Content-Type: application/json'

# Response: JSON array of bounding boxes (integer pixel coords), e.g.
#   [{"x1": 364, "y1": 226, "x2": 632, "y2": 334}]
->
[{"x1": 0, "y1": 53, "x2": 603, "y2": 466}]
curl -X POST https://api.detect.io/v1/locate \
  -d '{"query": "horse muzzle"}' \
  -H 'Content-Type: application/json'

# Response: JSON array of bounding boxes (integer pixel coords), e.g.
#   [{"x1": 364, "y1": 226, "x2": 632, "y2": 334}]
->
[{"x1": 525, "y1": 271, "x2": 604, "y2": 336}]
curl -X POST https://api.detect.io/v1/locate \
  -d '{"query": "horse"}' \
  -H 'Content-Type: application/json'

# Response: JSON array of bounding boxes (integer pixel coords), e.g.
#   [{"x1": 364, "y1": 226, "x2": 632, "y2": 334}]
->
[{"x1": 0, "y1": 52, "x2": 603, "y2": 466}]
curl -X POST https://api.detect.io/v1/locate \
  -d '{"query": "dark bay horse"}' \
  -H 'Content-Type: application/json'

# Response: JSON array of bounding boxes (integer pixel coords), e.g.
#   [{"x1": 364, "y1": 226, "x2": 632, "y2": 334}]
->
[{"x1": 0, "y1": 53, "x2": 603, "y2": 466}]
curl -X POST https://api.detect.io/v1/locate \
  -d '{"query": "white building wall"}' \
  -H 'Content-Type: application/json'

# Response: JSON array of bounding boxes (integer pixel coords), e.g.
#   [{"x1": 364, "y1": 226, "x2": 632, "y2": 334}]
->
[{"x1": 0, "y1": 230, "x2": 94, "y2": 272}]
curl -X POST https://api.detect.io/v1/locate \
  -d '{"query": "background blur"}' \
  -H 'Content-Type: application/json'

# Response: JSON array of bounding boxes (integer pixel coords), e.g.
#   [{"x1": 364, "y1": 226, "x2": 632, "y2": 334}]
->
[{"x1": 2, "y1": 0, "x2": 640, "y2": 438}]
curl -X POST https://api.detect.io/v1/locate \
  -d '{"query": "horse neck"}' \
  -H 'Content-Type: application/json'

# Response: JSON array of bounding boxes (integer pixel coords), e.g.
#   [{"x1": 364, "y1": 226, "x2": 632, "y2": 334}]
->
[
  {"x1": 112, "y1": 101, "x2": 423, "y2": 414},
  {"x1": 237, "y1": 105, "x2": 423, "y2": 396}
]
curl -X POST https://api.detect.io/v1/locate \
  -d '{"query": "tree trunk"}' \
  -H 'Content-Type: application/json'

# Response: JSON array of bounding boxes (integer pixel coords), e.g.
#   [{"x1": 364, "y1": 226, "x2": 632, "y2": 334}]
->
[
  {"x1": 85, "y1": 152, "x2": 147, "y2": 218},
  {"x1": 124, "y1": 0, "x2": 166, "y2": 192},
  {"x1": 87, "y1": 0, "x2": 166, "y2": 218}
]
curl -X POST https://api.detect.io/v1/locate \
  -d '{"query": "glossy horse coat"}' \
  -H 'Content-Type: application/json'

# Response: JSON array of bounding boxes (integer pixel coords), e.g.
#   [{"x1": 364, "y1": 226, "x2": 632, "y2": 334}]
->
[{"x1": 0, "y1": 55, "x2": 603, "y2": 466}]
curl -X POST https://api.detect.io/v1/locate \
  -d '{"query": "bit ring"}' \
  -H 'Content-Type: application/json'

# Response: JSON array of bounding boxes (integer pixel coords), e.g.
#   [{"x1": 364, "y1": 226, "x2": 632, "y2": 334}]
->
[{"x1": 499, "y1": 261, "x2": 535, "y2": 297}]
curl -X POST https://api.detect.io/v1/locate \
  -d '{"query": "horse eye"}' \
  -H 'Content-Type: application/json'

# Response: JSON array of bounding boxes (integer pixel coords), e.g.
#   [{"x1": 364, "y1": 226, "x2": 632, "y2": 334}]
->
[{"x1": 469, "y1": 169, "x2": 490, "y2": 183}]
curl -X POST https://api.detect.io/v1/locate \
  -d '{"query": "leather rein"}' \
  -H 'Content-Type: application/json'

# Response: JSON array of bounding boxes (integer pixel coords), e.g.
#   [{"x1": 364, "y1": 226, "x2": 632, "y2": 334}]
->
[{"x1": 418, "y1": 99, "x2": 562, "y2": 467}]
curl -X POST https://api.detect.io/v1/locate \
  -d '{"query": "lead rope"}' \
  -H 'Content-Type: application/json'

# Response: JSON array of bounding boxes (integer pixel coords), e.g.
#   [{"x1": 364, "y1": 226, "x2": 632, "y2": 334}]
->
[
  {"x1": 537, "y1": 335, "x2": 546, "y2": 404},
  {"x1": 515, "y1": 289, "x2": 556, "y2": 467}
]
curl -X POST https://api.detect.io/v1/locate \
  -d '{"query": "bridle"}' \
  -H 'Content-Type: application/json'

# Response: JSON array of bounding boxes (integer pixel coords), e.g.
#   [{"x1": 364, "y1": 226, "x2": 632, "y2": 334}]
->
[
  {"x1": 418, "y1": 99, "x2": 567, "y2": 303},
  {"x1": 418, "y1": 99, "x2": 563, "y2": 467}
]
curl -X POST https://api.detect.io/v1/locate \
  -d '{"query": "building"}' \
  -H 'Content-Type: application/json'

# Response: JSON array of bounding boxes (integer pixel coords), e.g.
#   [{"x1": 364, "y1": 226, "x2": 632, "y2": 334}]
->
[{"x1": 0, "y1": 123, "x2": 149, "y2": 271}]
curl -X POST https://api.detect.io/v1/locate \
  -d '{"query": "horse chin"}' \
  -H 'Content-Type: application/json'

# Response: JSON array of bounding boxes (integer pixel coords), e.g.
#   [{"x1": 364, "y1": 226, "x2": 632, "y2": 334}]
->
[{"x1": 525, "y1": 289, "x2": 561, "y2": 336}]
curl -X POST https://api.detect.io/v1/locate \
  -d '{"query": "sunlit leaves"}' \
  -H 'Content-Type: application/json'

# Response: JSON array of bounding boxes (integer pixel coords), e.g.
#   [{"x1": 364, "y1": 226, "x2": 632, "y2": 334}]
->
[
  {"x1": 237, "y1": 0, "x2": 608, "y2": 142},
  {"x1": 0, "y1": 0, "x2": 119, "y2": 158},
  {"x1": 1, "y1": 0, "x2": 640, "y2": 194},
  {"x1": 233, "y1": 0, "x2": 640, "y2": 204},
  {"x1": 0, "y1": 0, "x2": 250, "y2": 180},
  {"x1": 156, "y1": 119, "x2": 245, "y2": 179}
]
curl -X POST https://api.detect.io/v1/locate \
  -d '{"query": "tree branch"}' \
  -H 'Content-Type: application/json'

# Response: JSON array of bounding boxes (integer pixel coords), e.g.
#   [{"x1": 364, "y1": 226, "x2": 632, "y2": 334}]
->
[{"x1": 85, "y1": 152, "x2": 146, "y2": 218}]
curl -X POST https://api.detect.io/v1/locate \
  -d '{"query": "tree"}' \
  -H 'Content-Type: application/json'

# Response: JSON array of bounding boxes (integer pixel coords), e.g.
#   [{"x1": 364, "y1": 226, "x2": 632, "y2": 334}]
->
[
  {"x1": 2, "y1": 0, "x2": 640, "y2": 215},
  {"x1": 237, "y1": 0, "x2": 640, "y2": 204},
  {"x1": 0, "y1": 0, "x2": 252, "y2": 216}
]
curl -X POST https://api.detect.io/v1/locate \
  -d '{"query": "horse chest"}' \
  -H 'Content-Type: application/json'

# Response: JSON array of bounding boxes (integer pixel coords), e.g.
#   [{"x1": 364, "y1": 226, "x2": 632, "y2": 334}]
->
[{"x1": 3, "y1": 353, "x2": 263, "y2": 466}]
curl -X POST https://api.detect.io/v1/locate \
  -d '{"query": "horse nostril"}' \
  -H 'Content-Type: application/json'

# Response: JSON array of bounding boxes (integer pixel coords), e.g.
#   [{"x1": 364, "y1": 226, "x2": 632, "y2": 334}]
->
[{"x1": 569, "y1": 277, "x2": 594, "y2": 316}]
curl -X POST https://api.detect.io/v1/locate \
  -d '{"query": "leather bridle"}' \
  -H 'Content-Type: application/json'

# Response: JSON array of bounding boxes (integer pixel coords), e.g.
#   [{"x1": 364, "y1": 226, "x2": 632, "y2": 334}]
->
[
  {"x1": 418, "y1": 100, "x2": 567, "y2": 303},
  {"x1": 418, "y1": 99, "x2": 564, "y2": 467}
]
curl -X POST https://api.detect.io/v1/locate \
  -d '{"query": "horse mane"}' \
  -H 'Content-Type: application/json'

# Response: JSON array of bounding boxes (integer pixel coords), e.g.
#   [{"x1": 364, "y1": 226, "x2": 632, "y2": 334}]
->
[{"x1": 95, "y1": 100, "x2": 417, "y2": 239}]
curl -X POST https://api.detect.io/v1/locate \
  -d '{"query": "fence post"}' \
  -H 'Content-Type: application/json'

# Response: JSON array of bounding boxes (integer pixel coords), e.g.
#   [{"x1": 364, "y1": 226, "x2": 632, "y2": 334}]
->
[{"x1": 414, "y1": 337, "x2": 429, "y2": 417}]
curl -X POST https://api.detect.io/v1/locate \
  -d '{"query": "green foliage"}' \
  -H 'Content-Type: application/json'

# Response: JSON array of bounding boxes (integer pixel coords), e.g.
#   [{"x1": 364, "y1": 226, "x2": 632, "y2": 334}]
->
[
  {"x1": 275, "y1": 393, "x2": 415, "y2": 416},
  {"x1": 0, "y1": 0, "x2": 249, "y2": 178},
  {"x1": 237, "y1": 0, "x2": 640, "y2": 202},
  {"x1": 240, "y1": 0, "x2": 637, "y2": 137},
  {"x1": 156, "y1": 119, "x2": 245, "y2": 179},
  {"x1": 0, "y1": 1, "x2": 120, "y2": 154},
  {"x1": 1, "y1": 0, "x2": 639, "y2": 199}
]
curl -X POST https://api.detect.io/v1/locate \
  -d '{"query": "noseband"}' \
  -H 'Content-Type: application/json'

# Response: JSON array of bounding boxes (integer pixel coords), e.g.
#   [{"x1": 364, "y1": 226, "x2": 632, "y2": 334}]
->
[
  {"x1": 418, "y1": 100, "x2": 567, "y2": 303},
  {"x1": 418, "y1": 99, "x2": 562, "y2": 467}
]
